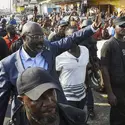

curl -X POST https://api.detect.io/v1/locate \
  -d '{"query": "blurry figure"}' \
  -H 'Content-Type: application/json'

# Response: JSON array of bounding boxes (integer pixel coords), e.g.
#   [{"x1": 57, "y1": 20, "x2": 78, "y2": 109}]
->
[
  {"x1": 0, "y1": 18, "x2": 7, "y2": 37},
  {"x1": 3, "y1": 25, "x2": 19, "y2": 49},
  {"x1": 107, "y1": 18, "x2": 115, "y2": 37},
  {"x1": 19, "y1": 17, "x2": 27, "y2": 32},
  {"x1": 0, "y1": 37, "x2": 9, "y2": 60},
  {"x1": 102, "y1": 21, "x2": 110, "y2": 40},
  {"x1": 41, "y1": 17, "x2": 51, "y2": 39},
  {"x1": 49, "y1": 20, "x2": 68, "y2": 42},
  {"x1": 9, "y1": 14, "x2": 17, "y2": 25}
]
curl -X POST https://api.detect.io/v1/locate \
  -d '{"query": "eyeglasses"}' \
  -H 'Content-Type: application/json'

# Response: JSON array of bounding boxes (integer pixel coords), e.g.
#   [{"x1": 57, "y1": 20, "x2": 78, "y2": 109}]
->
[
  {"x1": 119, "y1": 24, "x2": 125, "y2": 28},
  {"x1": 27, "y1": 34, "x2": 44, "y2": 40}
]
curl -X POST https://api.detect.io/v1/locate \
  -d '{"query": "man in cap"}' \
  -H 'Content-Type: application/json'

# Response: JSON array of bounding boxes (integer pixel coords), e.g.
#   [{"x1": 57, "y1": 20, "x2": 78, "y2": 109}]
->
[
  {"x1": 101, "y1": 16, "x2": 125, "y2": 124},
  {"x1": 48, "y1": 20, "x2": 69, "y2": 42},
  {"x1": 16, "y1": 67, "x2": 86, "y2": 125},
  {"x1": 0, "y1": 15, "x2": 101, "y2": 124}
]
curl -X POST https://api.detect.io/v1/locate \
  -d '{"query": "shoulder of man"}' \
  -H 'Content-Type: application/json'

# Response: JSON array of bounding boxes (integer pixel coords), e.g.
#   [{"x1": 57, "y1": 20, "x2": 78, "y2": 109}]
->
[
  {"x1": 101, "y1": 37, "x2": 116, "y2": 58},
  {"x1": 58, "y1": 103, "x2": 86, "y2": 125},
  {"x1": 0, "y1": 51, "x2": 17, "y2": 69}
]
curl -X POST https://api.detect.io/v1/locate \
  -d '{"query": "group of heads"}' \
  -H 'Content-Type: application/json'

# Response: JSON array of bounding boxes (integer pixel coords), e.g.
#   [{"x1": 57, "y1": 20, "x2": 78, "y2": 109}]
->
[{"x1": 6, "y1": 16, "x2": 125, "y2": 56}]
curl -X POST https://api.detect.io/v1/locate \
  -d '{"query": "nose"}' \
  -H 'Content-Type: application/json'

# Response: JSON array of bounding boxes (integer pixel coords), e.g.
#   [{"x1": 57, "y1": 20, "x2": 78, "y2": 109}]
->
[{"x1": 42, "y1": 96, "x2": 55, "y2": 107}]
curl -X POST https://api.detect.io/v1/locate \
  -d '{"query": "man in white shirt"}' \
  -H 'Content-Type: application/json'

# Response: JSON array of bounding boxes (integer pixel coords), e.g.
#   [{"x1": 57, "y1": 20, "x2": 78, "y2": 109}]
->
[{"x1": 56, "y1": 27, "x2": 89, "y2": 109}]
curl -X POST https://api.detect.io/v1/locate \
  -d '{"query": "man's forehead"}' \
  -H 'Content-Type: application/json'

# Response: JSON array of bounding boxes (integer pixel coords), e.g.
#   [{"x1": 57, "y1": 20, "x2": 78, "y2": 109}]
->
[{"x1": 23, "y1": 22, "x2": 43, "y2": 35}]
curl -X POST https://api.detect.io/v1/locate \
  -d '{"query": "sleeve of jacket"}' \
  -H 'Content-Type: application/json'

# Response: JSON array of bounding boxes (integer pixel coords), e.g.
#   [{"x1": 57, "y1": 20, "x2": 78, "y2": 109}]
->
[
  {"x1": 50, "y1": 25, "x2": 94, "y2": 56},
  {"x1": 0, "y1": 62, "x2": 12, "y2": 124}
]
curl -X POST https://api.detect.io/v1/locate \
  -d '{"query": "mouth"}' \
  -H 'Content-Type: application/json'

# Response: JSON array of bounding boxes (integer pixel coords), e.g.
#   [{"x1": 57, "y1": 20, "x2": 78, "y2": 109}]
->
[{"x1": 41, "y1": 107, "x2": 56, "y2": 115}]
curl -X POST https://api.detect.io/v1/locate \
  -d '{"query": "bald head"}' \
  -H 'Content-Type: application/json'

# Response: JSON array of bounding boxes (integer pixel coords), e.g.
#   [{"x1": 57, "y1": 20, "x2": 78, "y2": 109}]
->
[
  {"x1": 22, "y1": 22, "x2": 45, "y2": 57},
  {"x1": 21, "y1": 22, "x2": 43, "y2": 36}
]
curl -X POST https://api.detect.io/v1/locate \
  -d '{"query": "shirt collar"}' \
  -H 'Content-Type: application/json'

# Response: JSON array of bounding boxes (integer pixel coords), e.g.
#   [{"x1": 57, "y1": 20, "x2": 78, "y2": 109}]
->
[
  {"x1": 21, "y1": 47, "x2": 42, "y2": 61},
  {"x1": 21, "y1": 47, "x2": 32, "y2": 61}
]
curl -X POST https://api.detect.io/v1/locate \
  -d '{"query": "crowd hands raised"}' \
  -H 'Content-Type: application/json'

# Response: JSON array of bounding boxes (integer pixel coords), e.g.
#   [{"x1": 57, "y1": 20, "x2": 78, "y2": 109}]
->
[{"x1": 0, "y1": 6, "x2": 125, "y2": 125}]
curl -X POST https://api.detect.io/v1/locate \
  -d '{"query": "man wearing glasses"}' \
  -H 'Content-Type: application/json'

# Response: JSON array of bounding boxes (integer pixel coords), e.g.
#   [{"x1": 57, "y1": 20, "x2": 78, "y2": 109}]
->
[
  {"x1": 0, "y1": 16, "x2": 101, "y2": 125},
  {"x1": 101, "y1": 16, "x2": 125, "y2": 125}
]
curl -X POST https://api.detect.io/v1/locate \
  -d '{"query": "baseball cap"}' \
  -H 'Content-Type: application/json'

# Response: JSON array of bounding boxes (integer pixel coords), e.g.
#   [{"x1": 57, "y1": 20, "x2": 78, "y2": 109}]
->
[
  {"x1": 114, "y1": 16, "x2": 125, "y2": 26},
  {"x1": 17, "y1": 67, "x2": 60, "y2": 101}
]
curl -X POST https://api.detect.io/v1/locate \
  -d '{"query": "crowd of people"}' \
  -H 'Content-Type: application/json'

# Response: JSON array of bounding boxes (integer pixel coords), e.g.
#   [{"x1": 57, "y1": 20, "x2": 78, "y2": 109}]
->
[{"x1": 0, "y1": 7, "x2": 125, "y2": 125}]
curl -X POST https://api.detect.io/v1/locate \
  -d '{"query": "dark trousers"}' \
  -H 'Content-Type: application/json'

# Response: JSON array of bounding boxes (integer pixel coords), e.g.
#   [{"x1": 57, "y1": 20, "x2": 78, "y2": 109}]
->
[
  {"x1": 110, "y1": 88, "x2": 125, "y2": 125},
  {"x1": 68, "y1": 97, "x2": 87, "y2": 110},
  {"x1": 86, "y1": 87, "x2": 94, "y2": 110}
]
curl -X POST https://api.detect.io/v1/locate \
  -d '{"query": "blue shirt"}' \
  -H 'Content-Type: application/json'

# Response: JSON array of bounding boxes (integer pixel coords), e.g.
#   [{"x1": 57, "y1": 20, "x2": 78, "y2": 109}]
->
[
  {"x1": 20, "y1": 47, "x2": 48, "y2": 70},
  {"x1": 9, "y1": 19, "x2": 17, "y2": 25}
]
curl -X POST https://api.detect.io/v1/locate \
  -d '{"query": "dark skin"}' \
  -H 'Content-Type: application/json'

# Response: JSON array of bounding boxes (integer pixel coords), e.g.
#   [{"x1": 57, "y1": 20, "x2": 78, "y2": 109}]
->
[
  {"x1": 19, "y1": 89, "x2": 58, "y2": 125},
  {"x1": 101, "y1": 24, "x2": 125, "y2": 106},
  {"x1": 22, "y1": 22, "x2": 44, "y2": 57},
  {"x1": 57, "y1": 25, "x2": 67, "y2": 37}
]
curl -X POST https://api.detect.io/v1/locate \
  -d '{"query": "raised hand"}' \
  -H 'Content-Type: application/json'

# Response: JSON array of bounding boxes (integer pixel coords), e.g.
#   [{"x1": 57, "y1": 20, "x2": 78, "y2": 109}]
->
[{"x1": 92, "y1": 13, "x2": 102, "y2": 30}]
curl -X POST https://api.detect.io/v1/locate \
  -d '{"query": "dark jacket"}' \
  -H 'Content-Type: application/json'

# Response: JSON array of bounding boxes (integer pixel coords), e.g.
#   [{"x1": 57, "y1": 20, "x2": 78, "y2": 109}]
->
[
  {"x1": 9, "y1": 103, "x2": 86, "y2": 125},
  {"x1": 0, "y1": 37, "x2": 9, "y2": 60},
  {"x1": 0, "y1": 26, "x2": 94, "y2": 124}
]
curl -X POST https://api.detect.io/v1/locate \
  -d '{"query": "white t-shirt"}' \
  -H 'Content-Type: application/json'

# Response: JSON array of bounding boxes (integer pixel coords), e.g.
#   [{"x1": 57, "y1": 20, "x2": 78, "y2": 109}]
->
[{"x1": 56, "y1": 46, "x2": 89, "y2": 101}]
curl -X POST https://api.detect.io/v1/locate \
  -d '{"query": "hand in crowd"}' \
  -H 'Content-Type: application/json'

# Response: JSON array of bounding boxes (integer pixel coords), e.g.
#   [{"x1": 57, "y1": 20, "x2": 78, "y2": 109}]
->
[
  {"x1": 108, "y1": 92, "x2": 117, "y2": 106},
  {"x1": 92, "y1": 13, "x2": 102, "y2": 30}
]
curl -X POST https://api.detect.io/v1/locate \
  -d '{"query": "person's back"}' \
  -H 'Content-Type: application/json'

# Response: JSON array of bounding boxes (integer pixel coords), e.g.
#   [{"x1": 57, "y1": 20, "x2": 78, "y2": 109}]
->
[{"x1": 0, "y1": 37, "x2": 9, "y2": 60}]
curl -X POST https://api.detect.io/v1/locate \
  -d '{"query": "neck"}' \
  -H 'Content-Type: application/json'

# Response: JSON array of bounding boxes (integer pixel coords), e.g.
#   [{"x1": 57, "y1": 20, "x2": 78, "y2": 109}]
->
[
  {"x1": 23, "y1": 44, "x2": 37, "y2": 57},
  {"x1": 69, "y1": 45, "x2": 79, "y2": 53},
  {"x1": 114, "y1": 34, "x2": 124, "y2": 42},
  {"x1": 68, "y1": 45, "x2": 80, "y2": 58}
]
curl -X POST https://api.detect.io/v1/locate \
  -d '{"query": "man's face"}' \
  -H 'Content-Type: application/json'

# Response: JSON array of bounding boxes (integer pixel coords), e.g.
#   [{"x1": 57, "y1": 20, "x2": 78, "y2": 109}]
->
[
  {"x1": 115, "y1": 23, "x2": 125, "y2": 36},
  {"x1": 57, "y1": 25, "x2": 67, "y2": 36},
  {"x1": 22, "y1": 89, "x2": 58, "y2": 124},
  {"x1": 24, "y1": 26, "x2": 44, "y2": 54}
]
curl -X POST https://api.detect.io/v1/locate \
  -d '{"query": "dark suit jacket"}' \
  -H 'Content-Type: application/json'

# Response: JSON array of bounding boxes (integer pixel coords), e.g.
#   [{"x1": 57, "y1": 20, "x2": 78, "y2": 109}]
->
[{"x1": 0, "y1": 25, "x2": 94, "y2": 124}]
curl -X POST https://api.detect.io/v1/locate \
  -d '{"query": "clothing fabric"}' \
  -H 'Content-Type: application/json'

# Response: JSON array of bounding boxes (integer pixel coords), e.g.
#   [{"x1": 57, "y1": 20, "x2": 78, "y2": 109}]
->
[
  {"x1": 20, "y1": 47, "x2": 48, "y2": 69},
  {"x1": 0, "y1": 25, "x2": 94, "y2": 124},
  {"x1": 68, "y1": 97, "x2": 87, "y2": 110},
  {"x1": 9, "y1": 37, "x2": 23, "y2": 54},
  {"x1": 101, "y1": 37, "x2": 125, "y2": 87},
  {"x1": 101, "y1": 37, "x2": 125, "y2": 125},
  {"x1": 10, "y1": 103, "x2": 86, "y2": 125},
  {"x1": 0, "y1": 37, "x2": 9, "y2": 60},
  {"x1": 107, "y1": 26, "x2": 115, "y2": 36},
  {"x1": 56, "y1": 46, "x2": 89, "y2": 101},
  {"x1": 86, "y1": 87, "x2": 94, "y2": 109},
  {"x1": 3, "y1": 35, "x2": 19, "y2": 49},
  {"x1": 110, "y1": 88, "x2": 125, "y2": 125},
  {"x1": 9, "y1": 19, "x2": 17, "y2": 25},
  {"x1": 50, "y1": 33, "x2": 65, "y2": 42}
]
